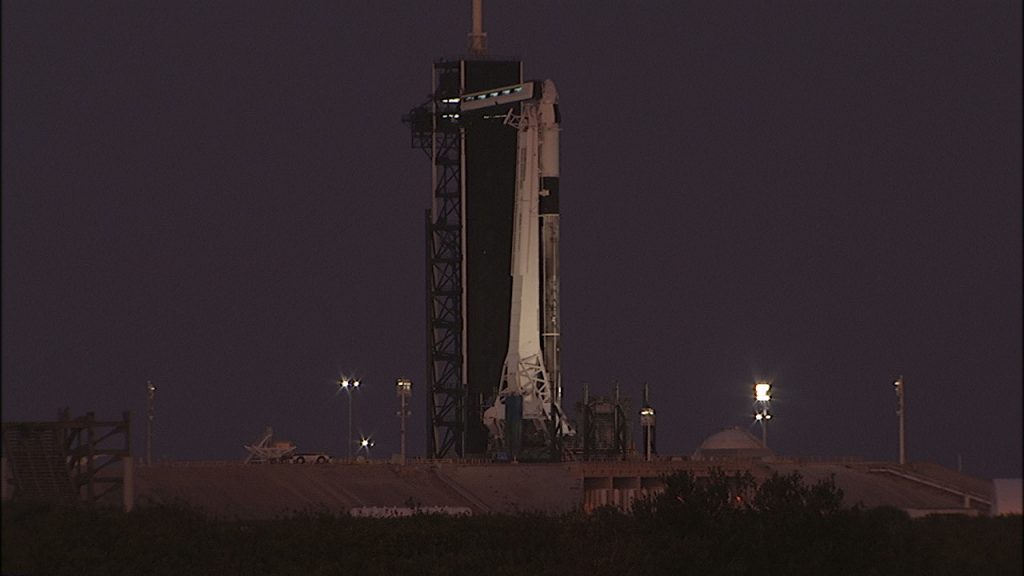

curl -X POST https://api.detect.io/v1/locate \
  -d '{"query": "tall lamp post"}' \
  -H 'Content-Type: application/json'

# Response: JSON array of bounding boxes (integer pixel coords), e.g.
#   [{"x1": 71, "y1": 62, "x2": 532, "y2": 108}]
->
[
  {"x1": 639, "y1": 383, "x2": 656, "y2": 462},
  {"x1": 146, "y1": 381, "x2": 156, "y2": 465},
  {"x1": 753, "y1": 381, "x2": 772, "y2": 448},
  {"x1": 639, "y1": 407, "x2": 656, "y2": 462},
  {"x1": 396, "y1": 378, "x2": 412, "y2": 464},
  {"x1": 894, "y1": 375, "x2": 906, "y2": 465},
  {"x1": 337, "y1": 377, "x2": 361, "y2": 461}
]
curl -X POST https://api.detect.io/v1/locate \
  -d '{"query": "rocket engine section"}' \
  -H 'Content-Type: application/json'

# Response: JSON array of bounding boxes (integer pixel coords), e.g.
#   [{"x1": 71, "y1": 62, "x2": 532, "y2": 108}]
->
[{"x1": 465, "y1": 80, "x2": 571, "y2": 459}]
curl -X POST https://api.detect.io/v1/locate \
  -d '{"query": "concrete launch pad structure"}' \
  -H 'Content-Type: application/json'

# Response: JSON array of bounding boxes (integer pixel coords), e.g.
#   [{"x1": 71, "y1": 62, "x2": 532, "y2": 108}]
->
[
  {"x1": 0, "y1": 416, "x2": 999, "y2": 521},
  {"x1": 113, "y1": 457, "x2": 995, "y2": 520}
]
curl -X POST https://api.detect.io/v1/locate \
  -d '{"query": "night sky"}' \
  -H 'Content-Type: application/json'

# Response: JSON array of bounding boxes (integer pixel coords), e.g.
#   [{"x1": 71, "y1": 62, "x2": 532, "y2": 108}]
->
[{"x1": 3, "y1": 2, "x2": 1020, "y2": 479}]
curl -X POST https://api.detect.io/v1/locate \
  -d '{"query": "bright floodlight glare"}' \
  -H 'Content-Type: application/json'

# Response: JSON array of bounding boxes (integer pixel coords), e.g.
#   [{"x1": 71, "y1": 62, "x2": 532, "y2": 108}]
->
[
  {"x1": 353, "y1": 379, "x2": 360, "y2": 388},
  {"x1": 755, "y1": 413, "x2": 764, "y2": 421},
  {"x1": 755, "y1": 382, "x2": 771, "y2": 402}
]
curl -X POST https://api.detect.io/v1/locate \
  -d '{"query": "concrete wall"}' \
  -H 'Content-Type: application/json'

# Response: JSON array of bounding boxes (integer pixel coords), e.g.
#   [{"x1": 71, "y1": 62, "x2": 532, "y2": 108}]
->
[
  {"x1": 992, "y1": 478, "x2": 1023, "y2": 516},
  {"x1": 125, "y1": 458, "x2": 995, "y2": 519}
]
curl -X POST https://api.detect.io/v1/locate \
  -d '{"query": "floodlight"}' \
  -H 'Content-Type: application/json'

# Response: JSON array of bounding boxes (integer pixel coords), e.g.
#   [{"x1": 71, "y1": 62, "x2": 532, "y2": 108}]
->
[
  {"x1": 336, "y1": 376, "x2": 364, "y2": 460},
  {"x1": 755, "y1": 382, "x2": 771, "y2": 402},
  {"x1": 639, "y1": 406, "x2": 656, "y2": 428}
]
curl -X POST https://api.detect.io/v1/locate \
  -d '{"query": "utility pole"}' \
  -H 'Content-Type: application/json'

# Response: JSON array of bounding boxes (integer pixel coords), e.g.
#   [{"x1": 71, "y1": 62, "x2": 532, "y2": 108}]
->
[
  {"x1": 894, "y1": 376, "x2": 906, "y2": 465},
  {"x1": 146, "y1": 381, "x2": 156, "y2": 465},
  {"x1": 396, "y1": 379, "x2": 412, "y2": 464}
]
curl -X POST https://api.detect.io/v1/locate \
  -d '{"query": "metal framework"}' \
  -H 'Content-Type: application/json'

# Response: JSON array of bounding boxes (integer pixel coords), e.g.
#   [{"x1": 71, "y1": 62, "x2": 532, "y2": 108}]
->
[
  {"x1": 243, "y1": 426, "x2": 296, "y2": 463},
  {"x1": 572, "y1": 384, "x2": 631, "y2": 460},
  {"x1": 405, "y1": 61, "x2": 465, "y2": 458},
  {"x1": 63, "y1": 410, "x2": 131, "y2": 504},
  {"x1": 2, "y1": 410, "x2": 131, "y2": 506}
]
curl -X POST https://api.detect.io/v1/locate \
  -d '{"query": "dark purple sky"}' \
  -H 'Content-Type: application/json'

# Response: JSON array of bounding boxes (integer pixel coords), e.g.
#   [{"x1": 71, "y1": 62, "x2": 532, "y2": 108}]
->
[{"x1": 3, "y1": 2, "x2": 1020, "y2": 478}]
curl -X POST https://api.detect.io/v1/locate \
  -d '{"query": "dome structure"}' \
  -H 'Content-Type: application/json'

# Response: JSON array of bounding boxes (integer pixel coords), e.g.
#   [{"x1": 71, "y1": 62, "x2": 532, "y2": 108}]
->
[{"x1": 692, "y1": 427, "x2": 774, "y2": 461}]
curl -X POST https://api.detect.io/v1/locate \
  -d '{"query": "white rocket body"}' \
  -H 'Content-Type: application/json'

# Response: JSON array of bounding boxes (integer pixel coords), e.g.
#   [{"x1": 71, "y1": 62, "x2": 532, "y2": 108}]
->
[
  {"x1": 479, "y1": 80, "x2": 568, "y2": 449},
  {"x1": 538, "y1": 81, "x2": 561, "y2": 412}
]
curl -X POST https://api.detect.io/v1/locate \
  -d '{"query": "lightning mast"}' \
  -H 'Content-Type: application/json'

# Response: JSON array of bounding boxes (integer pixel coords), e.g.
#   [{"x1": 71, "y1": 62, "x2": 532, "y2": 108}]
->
[{"x1": 468, "y1": 0, "x2": 487, "y2": 56}]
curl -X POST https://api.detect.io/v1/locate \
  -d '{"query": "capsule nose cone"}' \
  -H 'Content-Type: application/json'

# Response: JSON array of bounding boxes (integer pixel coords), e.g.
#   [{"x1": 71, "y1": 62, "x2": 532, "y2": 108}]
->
[{"x1": 542, "y1": 79, "x2": 558, "y2": 103}]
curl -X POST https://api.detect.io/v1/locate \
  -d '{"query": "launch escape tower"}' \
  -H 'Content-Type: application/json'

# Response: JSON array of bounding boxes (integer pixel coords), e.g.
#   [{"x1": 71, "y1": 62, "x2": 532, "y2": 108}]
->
[{"x1": 403, "y1": 2, "x2": 568, "y2": 459}]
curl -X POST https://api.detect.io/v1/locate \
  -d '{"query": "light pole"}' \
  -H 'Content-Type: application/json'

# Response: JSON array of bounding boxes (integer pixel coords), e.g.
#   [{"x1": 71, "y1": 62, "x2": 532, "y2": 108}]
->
[
  {"x1": 639, "y1": 407, "x2": 655, "y2": 461},
  {"x1": 337, "y1": 377, "x2": 361, "y2": 460},
  {"x1": 894, "y1": 375, "x2": 906, "y2": 465},
  {"x1": 753, "y1": 381, "x2": 772, "y2": 448},
  {"x1": 396, "y1": 378, "x2": 412, "y2": 464},
  {"x1": 146, "y1": 381, "x2": 156, "y2": 465},
  {"x1": 639, "y1": 383, "x2": 656, "y2": 462}
]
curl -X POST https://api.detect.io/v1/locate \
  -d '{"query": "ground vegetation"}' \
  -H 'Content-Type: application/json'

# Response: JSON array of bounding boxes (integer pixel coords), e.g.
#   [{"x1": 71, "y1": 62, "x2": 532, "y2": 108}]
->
[{"x1": 2, "y1": 470, "x2": 1019, "y2": 575}]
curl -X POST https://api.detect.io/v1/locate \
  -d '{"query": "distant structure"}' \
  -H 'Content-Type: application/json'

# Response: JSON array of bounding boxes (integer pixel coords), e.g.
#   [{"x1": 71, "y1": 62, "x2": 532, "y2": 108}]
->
[
  {"x1": 404, "y1": 1, "x2": 568, "y2": 459},
  {"x1": 128, "y1": 454, "x2": 995, "y2": 519},
  {"x1": 571, "y1": 383, "x2": 631, "y2": 460},
  {"x1": 692, "y1": 427, "x2": 774, "y2": 461},
  {"x1": 991, "y1": 478, "x2": 1023, "y2": 515},
  {"x1": 243, "y1": 427, "x2": 296, "y2": 464},
  {"x1": 639, "y1": 384, "x2": 656, "y2": 461},
  {"x1": 1, "y1": 410, "x2": 133, "y2": 510}
]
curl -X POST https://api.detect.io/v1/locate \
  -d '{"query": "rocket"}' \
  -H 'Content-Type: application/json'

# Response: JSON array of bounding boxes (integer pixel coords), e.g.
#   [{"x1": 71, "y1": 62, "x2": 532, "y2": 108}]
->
[
  {"x1": 537, "y1": 80, "x2": 561, "y2": 415},
  {"x1": 468, "y1": 80, "x2": 569, "y2": 455}
]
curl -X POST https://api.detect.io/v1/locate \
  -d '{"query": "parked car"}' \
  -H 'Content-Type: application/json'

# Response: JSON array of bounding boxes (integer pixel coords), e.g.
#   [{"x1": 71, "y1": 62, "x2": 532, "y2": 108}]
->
[{"x1": 291, "y1": 453, "x2": 332, "y2": 464}]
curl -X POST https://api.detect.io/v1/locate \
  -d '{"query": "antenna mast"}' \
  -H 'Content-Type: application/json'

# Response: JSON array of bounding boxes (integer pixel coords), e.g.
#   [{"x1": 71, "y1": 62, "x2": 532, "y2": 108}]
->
[{"x1": 469, "y1": 0, "x2": 487, "y2": 56}]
